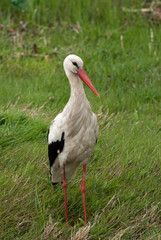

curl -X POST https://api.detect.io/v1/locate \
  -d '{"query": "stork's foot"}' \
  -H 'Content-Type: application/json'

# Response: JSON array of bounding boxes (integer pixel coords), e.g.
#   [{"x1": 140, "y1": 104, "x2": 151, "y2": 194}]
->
[{"x1": 81, "y1": 164, "x2": 87, "y2": 224}]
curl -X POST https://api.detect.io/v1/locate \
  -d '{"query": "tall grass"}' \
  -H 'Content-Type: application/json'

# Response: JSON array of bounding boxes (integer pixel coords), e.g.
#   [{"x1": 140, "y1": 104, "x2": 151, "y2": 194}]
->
[{"x1": 0, "y1": 0, "x2": 161, "y2": 239}]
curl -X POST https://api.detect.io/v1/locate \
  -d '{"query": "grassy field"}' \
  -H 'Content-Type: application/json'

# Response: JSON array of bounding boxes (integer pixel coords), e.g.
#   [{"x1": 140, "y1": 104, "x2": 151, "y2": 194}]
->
[{"x1": 0, "y1": 0, "x2": 161, "y2": 239}]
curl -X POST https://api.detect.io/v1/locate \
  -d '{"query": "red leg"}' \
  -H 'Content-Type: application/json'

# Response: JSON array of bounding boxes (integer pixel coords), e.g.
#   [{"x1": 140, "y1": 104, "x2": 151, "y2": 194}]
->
[
  {"x1": 63, "y1": 166, "x2": 69, "y2": 223},
  {"x1": 81, "y1": 164, "x2": 87, "y2": 224}
]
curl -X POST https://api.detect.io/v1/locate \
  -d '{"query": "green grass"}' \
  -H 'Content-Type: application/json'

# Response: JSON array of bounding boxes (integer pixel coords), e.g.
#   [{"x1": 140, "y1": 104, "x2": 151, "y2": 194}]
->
[{"x1": 0, "y1": 0, "x2": 161, "y2": 239}]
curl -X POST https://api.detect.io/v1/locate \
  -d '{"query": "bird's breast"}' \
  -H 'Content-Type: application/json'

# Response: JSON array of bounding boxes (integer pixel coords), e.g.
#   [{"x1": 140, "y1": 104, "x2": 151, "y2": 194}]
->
[{"x1": 63, "y1": 98, "x2": 92, "y2": 138}]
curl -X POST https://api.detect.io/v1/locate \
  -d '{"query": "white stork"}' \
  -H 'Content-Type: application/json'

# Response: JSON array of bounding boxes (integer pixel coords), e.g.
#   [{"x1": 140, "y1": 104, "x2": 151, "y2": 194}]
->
[{"x1": 48, "y1": 54, "x2": 99, "y2": 225}]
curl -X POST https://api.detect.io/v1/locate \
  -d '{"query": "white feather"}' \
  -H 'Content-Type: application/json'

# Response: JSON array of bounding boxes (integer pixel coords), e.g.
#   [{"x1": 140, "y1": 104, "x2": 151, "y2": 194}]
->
[{"x1": 48, "y1": 55, "x2": 98, "y2": 183}]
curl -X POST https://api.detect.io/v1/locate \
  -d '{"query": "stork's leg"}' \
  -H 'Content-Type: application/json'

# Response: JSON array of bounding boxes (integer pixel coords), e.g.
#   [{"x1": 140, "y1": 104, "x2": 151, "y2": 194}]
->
[
  {"x1": 63, "y1": 166, "x2": 69, "y2": 223},
  {"x1": 81, "y1": 164, "x2": 87, "y2": 224}
]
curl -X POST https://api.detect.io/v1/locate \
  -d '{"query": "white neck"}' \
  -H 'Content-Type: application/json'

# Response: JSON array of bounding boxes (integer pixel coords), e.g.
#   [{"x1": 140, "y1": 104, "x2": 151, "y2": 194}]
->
[
  {"x1": 62, "y1": 69, "x2": 92, "y2": 138},
  {"x1": 66, "y1": 71, "x2": 86, "y2": 100}
]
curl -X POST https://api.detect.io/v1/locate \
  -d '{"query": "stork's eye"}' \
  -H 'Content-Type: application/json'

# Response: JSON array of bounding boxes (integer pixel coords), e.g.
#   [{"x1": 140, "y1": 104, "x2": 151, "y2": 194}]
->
[{"x1": 72, "y1": 62, "x2": 79, "y2": 69}]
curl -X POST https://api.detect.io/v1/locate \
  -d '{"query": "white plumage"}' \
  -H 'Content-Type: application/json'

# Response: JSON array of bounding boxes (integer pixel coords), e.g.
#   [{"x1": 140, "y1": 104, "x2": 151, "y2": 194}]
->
[
  {"x1": 48, "y1": 54, "x2": 99, "y2": 183},
  {"x1": 48, "y1": 54, "x2": 99, "y2": 224}
]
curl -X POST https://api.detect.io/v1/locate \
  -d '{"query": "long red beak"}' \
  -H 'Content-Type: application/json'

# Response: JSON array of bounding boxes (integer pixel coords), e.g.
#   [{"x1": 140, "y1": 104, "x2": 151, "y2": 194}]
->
[{"x1": 76, "y1": 69, "x2": 100, "y2": 97}]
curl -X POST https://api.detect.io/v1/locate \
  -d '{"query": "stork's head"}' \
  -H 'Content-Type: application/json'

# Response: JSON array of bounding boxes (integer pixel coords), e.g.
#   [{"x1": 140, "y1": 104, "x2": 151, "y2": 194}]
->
[
  {"x1": 63, "y1": 54, "x2": 100, "y2": 97},
  {"x1": 63, "y1": 54, "x2": 83, "y2": 74}
]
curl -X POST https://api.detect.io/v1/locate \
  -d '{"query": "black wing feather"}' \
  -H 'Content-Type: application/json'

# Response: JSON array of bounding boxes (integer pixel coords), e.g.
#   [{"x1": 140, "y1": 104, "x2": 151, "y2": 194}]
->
[{"x1": 48, "y1": 132, "x2": 65, "y2": 168}]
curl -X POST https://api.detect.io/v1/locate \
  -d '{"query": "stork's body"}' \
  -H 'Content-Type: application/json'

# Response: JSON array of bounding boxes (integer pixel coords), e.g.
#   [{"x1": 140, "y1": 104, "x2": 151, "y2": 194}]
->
[{"x1": 48, "y1": 55, "x2": 99, "y2": 224}]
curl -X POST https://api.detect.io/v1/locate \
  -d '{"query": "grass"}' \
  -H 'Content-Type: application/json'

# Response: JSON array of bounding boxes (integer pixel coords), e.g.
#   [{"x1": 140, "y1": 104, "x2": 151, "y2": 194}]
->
[{"x1": 0, "y1": 0, "x2": 161, "y2": 239}]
